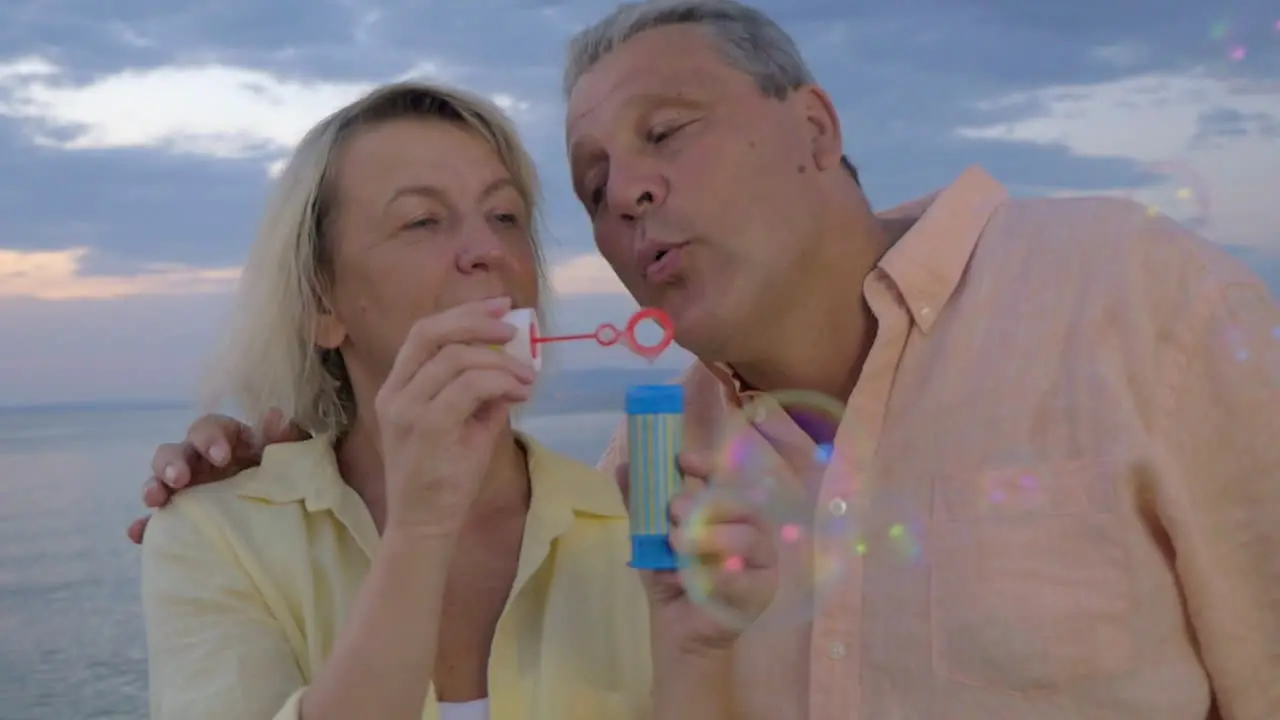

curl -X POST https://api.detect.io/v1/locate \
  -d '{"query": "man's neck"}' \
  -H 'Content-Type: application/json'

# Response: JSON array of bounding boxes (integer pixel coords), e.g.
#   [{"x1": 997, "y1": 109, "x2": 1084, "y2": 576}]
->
[
  {"x1": 337, "y1": 402, "x2": 531, "y2": 533},
  {"x1": 730, "y1": 203, "x2": 907, "y2": 402}
]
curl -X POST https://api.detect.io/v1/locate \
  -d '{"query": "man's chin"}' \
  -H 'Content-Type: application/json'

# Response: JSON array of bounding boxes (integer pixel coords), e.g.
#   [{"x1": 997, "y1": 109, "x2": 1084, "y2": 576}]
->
[{"x1": 665, "y1": 299, "x2": 728, "y2": 359}]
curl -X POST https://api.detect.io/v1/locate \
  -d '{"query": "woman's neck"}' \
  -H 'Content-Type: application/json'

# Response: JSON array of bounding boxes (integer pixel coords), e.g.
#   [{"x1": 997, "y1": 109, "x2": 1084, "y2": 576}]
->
[{"x1": 336, "y1": 414, "x2": 531, "y2": 534}]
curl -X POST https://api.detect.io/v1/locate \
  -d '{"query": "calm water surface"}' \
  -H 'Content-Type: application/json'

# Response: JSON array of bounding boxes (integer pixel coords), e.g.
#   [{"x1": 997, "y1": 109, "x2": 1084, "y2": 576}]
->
[{"x1": 0, "y1": 406, "x2": 620, "y2": 720}]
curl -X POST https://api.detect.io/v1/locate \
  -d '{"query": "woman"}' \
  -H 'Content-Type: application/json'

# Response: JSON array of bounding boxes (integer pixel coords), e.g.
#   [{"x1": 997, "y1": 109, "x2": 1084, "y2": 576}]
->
[{"x1": 140, "y1": 81, "x2": 746, "y2": 720}]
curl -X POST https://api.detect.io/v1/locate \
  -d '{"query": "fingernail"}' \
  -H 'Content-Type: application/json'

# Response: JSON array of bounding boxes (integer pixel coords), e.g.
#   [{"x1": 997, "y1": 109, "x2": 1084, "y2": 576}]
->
[
  {"x1": 485, "y1": 296, "x2": 512, "y2": 313},
  {"x1": 163, "y1": 466, "x2": 177, "y2": 485},
  {"x1": 210, "y1": 443, "x2": 230, "y2": 466}
]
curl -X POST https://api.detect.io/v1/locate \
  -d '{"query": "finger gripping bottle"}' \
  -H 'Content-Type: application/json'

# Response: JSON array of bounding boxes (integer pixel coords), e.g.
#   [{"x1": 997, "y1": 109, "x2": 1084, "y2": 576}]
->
[{"x1": 625, "y1": 384, "x2": 684, "y2": 571}]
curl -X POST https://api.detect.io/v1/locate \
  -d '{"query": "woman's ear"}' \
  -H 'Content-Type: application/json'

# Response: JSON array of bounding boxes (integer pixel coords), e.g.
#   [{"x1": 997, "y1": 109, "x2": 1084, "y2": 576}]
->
[{"x1": 313, "y1": 301, "x2": 347, "y2": 350}]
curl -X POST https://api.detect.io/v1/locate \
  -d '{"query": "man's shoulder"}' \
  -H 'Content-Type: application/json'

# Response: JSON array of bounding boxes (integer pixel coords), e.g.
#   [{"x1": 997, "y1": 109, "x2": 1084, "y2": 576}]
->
[
  {"x1": 979, "y1": 194, "x2": 1254, "y2": 298},
  {"x1": 994, "y1": 194, "x2": 1222, "y2": 260}
]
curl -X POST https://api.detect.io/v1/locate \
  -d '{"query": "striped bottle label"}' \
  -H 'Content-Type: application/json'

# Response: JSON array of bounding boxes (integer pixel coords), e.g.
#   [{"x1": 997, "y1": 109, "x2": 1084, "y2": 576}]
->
[{"x1": 627, "y1": 411, "x2": 683, "y2": 536}]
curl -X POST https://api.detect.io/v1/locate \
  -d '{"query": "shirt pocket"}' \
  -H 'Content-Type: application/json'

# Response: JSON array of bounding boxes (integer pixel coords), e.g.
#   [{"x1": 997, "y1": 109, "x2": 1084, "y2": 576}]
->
[{"x1": 929, "y1": 460, "x2": 1135, "y2": 692}]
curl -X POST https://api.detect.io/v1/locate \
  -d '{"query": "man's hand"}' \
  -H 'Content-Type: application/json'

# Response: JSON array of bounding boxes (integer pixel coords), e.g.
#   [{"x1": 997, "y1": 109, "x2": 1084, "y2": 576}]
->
[
  {"x1": 655, "y1": 402, "x2": 828, "y2": 720},
  {"x1": 618, "y1": 451, "x2": 778, "y2": 654},
  {"x1": 126, "y1": 408, "x2": 310, "y2": 544}
]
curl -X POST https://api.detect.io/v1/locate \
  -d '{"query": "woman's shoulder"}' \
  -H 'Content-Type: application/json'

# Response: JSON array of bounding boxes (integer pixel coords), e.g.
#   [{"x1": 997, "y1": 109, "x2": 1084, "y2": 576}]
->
[{"x1": 146, "y1": 437, "x2": 340, "y2": 549}]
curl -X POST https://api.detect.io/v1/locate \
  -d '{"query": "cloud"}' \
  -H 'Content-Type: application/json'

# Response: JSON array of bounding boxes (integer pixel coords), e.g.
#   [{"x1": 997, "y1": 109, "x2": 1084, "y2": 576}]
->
[
  {"x1": 955, "y1": 71, "x2": 1280, "y2": 247},
  {"x1": 0, "y1": 247, "x2": 239, "y2": 300},
  {"x1": 104, "y1": 20, "x2": 156, "y2": 49},
  {"x1": 547, "y1": 253, "x2": 627, "y2": 295},
  {"x1": 0, "y1": 286, "x2": 690, "y2": 406},
  {"x1": 0, "y1": 54, "x2": 541, "y2": 175},
  {"x1": 0, "y1": 244, "x2": 676, "y2": 404},
  {"x1": 1086, "y1": 41, "x2": 1150, "y2": 69},
  {"x1": 0, "y1": 255, "x2": 675, "y2": 406},
  {"x1": 0, "y1": 247, "x2": 626, "y2": 301}
]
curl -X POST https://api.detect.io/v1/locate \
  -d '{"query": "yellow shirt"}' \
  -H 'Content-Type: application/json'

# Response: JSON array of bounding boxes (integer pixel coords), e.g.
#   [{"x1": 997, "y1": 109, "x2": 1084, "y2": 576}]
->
[{"x1": 141, "y1": 434, "x2": 653, "y2": 720}]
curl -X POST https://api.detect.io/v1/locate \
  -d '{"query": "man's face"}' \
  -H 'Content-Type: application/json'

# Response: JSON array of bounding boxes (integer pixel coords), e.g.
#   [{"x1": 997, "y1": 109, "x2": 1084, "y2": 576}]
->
[{"x1": 565, "y1": 25, "x2": 831, "y2": 360}]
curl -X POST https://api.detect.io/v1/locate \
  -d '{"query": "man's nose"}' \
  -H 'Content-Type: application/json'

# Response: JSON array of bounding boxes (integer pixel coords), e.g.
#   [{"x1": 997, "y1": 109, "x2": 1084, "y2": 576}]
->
[{"x1": 608, "y1": 163, "x2": 667, "y2": 223}]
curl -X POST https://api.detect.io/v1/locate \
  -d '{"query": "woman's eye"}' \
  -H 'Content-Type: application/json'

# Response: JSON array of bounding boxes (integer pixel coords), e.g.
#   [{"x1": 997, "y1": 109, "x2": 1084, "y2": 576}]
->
[
  {"x1": 494, "y1": 212, "x2": 520, "y2": 226},
  {"x1": 404, "y1": 216, "x2": 439, "y2": 230}
]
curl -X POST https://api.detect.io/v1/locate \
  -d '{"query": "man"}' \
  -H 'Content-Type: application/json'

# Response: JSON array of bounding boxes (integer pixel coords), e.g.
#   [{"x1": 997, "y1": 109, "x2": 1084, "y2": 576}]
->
[{"x1": 131, "y1": 1, "x2": 1280, "y2": 718}]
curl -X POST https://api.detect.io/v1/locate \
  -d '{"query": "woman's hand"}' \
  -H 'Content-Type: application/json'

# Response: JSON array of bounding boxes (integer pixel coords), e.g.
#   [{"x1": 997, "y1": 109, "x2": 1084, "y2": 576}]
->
[{"x1": 377, "y1": 297, "x2": 537, "y2": 538}]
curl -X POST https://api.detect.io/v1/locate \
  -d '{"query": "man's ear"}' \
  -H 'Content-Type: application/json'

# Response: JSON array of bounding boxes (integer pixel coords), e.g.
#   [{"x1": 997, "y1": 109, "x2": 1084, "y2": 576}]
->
[{"x1": 796, "y1": 84, "x2": 844, "y2": 173}]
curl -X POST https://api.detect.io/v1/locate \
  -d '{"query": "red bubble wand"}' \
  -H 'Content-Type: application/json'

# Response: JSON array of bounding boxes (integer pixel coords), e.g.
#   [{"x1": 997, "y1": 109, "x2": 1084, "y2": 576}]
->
[{"x1": 529, "y1": 307, "x2": 676, "y2": 363}]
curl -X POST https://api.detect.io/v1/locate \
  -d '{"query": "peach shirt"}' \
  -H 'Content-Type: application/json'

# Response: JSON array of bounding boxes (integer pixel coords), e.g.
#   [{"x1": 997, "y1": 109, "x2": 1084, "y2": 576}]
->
[{"x1": 599, "y1": 166, "x2": 1280, "y2": 719}]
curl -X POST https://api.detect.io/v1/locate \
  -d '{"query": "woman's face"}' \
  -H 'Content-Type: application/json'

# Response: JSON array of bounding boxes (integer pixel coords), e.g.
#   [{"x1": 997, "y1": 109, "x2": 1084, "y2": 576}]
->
[{"x1": 314, "y1": 118, "x2": 540, "y2": 384}]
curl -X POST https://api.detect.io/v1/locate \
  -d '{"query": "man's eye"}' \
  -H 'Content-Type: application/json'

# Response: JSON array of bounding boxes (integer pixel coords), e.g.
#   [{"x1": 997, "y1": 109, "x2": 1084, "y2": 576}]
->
[{"x1": 648, "y1": 123, "x2": 684, "y2": 144}]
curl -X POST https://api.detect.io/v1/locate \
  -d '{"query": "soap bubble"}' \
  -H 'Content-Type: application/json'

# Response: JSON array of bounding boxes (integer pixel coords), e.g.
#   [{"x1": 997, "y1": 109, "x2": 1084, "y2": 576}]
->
[
  {"x1": 1136, "y1": 161, "x2": 1211, "y2": 231},
  {"x1": 676, "y1": 390, "x2": 858, "y2": 631}
]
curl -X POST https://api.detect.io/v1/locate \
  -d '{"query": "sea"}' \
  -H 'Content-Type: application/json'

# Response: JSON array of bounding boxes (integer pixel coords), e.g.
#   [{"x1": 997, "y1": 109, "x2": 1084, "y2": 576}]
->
[{"x1": 0, "y1": 404, "x2": 622, "y2": 720}]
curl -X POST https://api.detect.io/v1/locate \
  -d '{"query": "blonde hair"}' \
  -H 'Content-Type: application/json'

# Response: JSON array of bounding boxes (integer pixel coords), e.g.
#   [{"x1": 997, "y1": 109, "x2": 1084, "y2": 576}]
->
[{"x1": 201, "y1": 81, "x2": 548, "y2": 435}]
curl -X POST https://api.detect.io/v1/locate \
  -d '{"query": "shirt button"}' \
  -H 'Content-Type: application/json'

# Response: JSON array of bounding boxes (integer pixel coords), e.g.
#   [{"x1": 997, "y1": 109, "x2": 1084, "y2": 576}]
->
[
  {"x1": 828, "y1": 497, "x2": 848, "y2": 516},
  {"x1": 828, "y1": 643, "x2": 846, "y2": 660}
]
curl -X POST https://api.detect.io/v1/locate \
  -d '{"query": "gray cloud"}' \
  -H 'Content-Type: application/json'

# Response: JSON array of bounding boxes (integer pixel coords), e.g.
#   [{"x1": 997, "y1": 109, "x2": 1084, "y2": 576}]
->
[{"x1": 0, "y1": 0, "x2": 1277, "y2": 403}]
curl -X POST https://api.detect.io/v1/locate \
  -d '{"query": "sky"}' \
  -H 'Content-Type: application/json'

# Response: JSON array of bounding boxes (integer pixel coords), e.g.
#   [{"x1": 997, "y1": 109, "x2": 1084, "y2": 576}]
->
[{"x1": 0, "y1": 0, "x2": 1277, "y2": 405}]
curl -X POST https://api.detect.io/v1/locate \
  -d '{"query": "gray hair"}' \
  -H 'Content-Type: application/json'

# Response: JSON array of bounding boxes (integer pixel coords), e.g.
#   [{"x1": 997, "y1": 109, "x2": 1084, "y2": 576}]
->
[
  {"x1": 564, "y1": 0, "x2": 814, "y2": 100},
  {"x1": 563, "y1": 0, "x2": 858, "y2": 182},
  {"x1": 200, "y1": 82, "x2": 547, "y2": 436}
]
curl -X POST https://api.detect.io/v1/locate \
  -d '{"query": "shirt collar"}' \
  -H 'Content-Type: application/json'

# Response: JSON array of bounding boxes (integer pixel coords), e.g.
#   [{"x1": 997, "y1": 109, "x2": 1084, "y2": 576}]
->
[
  {"x1": 523, "y1": 432, "x2": 627, "y2": 518},
  {"x1": 234, "y1": 431, "x2": 626, "y2": 520},
  {"x1": 708, "y1": 164, "x2": 1009, "y2": 397},
  {"x1": 876, "y1": 164, "x2": 1008, "y2": 333},
  {"x1": 234, "y1": 436, "x2": 345, "y2": 511}
]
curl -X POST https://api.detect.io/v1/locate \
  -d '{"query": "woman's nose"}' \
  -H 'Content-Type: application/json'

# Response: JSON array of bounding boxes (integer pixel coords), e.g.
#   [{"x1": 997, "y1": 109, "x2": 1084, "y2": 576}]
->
[{"x1": 456, "y1": 229, "x2": 507, "y2": 273}]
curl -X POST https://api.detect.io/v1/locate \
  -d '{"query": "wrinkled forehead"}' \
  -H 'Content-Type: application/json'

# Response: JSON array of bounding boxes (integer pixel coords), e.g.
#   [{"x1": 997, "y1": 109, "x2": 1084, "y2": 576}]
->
[
  {"x1": 565, "y1": 64, "x2": 721, "y2": 146},
  {"x1": 565, "y1": 25, "x2": 734, "y2": 133}
]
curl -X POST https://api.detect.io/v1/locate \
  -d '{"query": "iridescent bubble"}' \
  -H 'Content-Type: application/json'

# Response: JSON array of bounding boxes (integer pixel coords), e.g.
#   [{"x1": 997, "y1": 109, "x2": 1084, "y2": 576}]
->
[
  {"x1": 849, "y1": 473, "x2": 927, "y2": 569},
  {"x1": 677, "y1": 390, "x2": 855, "y2": 631},
  {"x1": 885, "y1": 518, "x2": 924, "y2": 564},
  {"x1": 1136, "y1": 161, "x2": 1211, "y2": 231}
]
